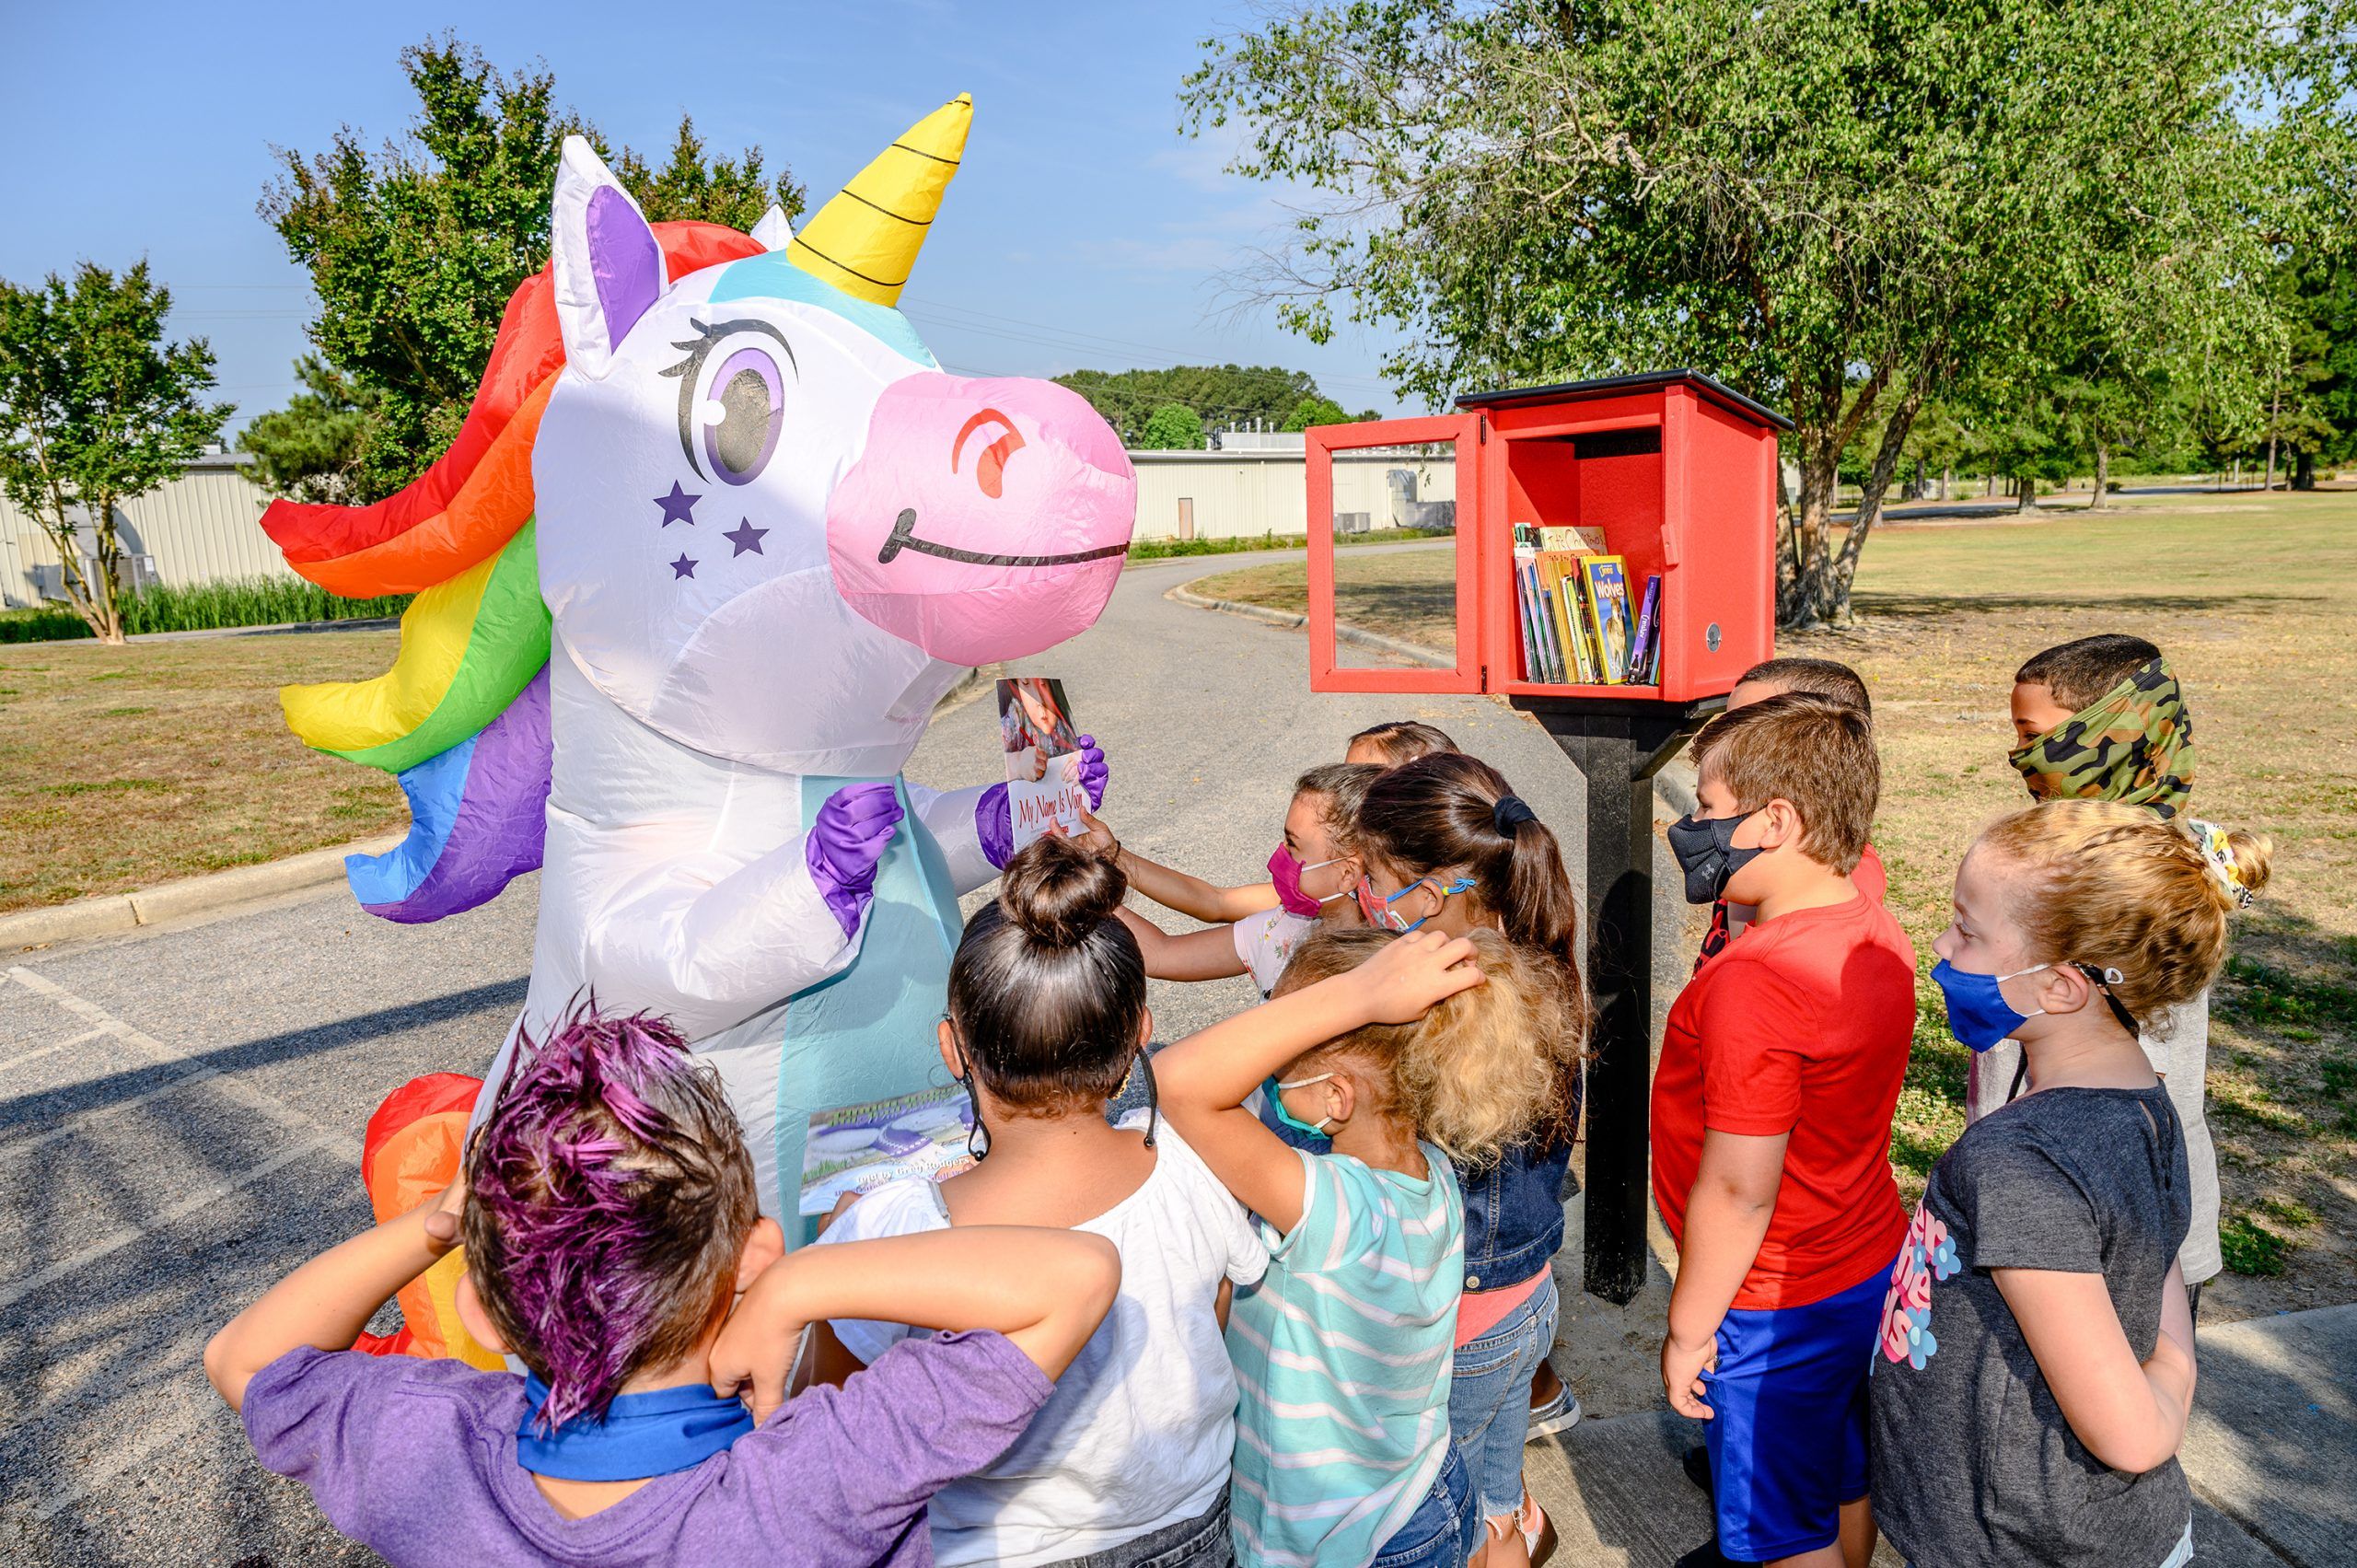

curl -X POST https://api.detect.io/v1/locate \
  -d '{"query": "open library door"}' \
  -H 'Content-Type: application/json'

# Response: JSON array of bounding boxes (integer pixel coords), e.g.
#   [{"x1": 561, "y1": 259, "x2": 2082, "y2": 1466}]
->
[{"x1": 1303, "y1": 413, "x2": 1486, "y2": 694}]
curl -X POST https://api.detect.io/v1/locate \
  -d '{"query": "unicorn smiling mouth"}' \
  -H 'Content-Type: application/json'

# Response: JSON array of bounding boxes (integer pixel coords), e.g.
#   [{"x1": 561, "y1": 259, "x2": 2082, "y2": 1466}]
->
[{"x1": 876, "y1": 507, "x2": 1130, "y2": 569}]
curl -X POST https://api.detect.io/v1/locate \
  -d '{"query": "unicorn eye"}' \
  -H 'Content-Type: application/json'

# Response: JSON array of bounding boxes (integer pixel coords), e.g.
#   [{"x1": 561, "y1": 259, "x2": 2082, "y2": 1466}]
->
[{"x1": 702, "y1": 346, "x2": 785, "y2": 485}]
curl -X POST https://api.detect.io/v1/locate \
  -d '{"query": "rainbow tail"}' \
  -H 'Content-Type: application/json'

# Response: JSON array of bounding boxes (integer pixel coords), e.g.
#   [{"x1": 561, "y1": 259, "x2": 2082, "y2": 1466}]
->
[{"x1": 267, "y1": 223, "x2": 763, "y2": 922}]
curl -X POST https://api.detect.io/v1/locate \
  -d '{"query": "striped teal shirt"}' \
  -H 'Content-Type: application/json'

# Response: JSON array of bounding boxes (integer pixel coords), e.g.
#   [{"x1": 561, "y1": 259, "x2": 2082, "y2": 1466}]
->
[{"x1": 1225, "y1": 1143, "x2": 1465, "y2": 1568}]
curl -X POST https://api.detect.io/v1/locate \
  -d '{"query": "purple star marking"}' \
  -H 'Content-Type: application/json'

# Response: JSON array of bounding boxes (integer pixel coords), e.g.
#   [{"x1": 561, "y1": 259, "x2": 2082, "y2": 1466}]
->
[
  {"x1": 723, "y1": 517, "x2": 770, "y2": 557},
  {"x1": 655, "y1": 482, "x2": 701, "y2": 527},
  {"x1": 669, "y1": 553, "x2": 697, "y2": 579}
]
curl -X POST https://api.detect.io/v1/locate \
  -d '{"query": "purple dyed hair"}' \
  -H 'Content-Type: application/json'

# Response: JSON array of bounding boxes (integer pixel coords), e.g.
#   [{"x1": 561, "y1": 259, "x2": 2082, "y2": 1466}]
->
[{"x1": 459, "y1": 1001, "x2": 757, "y2": 1432}]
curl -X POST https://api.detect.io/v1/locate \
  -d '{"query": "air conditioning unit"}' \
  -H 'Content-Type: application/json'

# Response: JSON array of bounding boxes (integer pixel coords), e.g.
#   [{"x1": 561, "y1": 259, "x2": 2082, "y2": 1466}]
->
[
  {"x1": 1335, "y1": 511, "x2": 1372, "y2": 535},
  {"x1": 30, "y1": 563, "x2": 67, "y2": 602},
  {"x1": 117, "y1": 554, "x2": 159, "y2": 594}
]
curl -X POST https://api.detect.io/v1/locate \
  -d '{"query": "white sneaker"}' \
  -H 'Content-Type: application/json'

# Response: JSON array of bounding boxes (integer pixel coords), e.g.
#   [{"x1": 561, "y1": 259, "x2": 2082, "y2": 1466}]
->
[{"x1": 1525, "y1": 1387, "x2": 1583, "y2": 1442}]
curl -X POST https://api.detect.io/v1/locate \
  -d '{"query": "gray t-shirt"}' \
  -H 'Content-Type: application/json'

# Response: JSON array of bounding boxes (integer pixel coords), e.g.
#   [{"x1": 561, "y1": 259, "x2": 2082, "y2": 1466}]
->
[
  {"x1": 1966, "y1": 991, "x2": 2217, "y2": 1283},
  {"x1": 1870, "y1": 1084, "x2": 2191, "y2": 1568}
]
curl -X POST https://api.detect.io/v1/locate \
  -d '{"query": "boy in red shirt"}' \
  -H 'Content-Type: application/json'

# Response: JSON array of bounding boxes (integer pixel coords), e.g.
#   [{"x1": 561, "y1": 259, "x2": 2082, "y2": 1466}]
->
[
  {"x1": 1692, "y1": 657, "x2": 1886, "y2": 971},
  {"x1": 1653, "y1": 693, "x2": 1917, "y2": 1568}
]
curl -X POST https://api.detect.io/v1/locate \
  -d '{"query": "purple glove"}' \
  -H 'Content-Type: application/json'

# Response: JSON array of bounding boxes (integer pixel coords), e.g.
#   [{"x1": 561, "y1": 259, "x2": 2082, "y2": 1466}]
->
[
  {"x1": 807, "y1": 782, "x2": 904, "y2": 936},
  {"x1": 979, "y1": 783, "x2": 1015, "y2": 871}
]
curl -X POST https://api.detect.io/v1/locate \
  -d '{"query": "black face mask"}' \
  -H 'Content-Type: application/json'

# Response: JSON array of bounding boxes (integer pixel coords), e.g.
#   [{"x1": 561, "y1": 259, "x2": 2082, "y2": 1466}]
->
[{"x1": 1665, "y1": 811, "x2": 1763, "y2": 904}]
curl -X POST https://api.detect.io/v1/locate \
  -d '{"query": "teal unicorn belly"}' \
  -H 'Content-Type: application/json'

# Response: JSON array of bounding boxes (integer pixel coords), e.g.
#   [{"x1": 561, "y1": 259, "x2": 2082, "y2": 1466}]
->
[{"x1": 773, "y1": 773, "x2": 964, "y2": 1241}]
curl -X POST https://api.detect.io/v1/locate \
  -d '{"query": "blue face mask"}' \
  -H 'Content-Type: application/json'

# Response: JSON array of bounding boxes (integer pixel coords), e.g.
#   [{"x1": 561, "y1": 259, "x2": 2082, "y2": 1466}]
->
[
  {"x1": 1353, "y1": 875, "x2": 1478, "y2": 934},
  {"x1": 1263, "y1": 1072, "x2": 1335, "y2": 1141},
  {"x1": 1931, "y1": 958, "x2": 2053, "y2": 1053}
]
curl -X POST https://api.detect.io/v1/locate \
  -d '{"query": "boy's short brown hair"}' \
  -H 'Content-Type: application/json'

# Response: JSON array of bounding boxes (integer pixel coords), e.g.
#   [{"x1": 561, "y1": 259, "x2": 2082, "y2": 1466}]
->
[
  {"x1": 1736, "y1": 656, "x2": 1872, "y2": 719},
  {"x1": 1690, "y1": 691, "x2": 1878, "y2": 874},
  {"x1": 2014, "y1": 633, "x2": 2162, "y2": 711}
]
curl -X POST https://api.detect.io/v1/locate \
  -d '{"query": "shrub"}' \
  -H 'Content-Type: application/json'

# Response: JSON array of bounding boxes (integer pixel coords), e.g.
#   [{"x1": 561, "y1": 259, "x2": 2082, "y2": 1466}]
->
[{"x1": 1, "y1": 577, "x2": 412, "y2": 642}]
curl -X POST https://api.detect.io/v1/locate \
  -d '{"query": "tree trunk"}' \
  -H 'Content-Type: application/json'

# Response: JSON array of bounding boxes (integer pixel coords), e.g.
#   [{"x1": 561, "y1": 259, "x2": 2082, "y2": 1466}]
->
[
  {"x1": 2088, "y1": 443, "x2": 2109, "y2": 510},
  {"x1": 1939, "y1": 465, "x2": 1952, "y2": 502},
  {"x1": 1828, "y1": 386, "x2": 1925, "y2": 621},
  {"x1": 1782, "y1": 436, "x2": 1843, "y2": 628},
  {"x1": 2264, "y1": 386, "x2": 2281, "y2": 492},
  {"x1": 1985, "y1": 471, "x2": 1995, "y2": 497},
  {"x1": 2015, "y1": 474, "x2": 2036, "y2": 513},
  {"x1": 2293, "y1": 449, "x2": 2316, "y2": 492}
]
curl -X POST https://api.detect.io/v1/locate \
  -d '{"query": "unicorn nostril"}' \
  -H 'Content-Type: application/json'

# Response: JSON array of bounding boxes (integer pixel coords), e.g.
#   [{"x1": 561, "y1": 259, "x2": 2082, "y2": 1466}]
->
[{"x1": 951, "y1": 409, "x2": 1026, "y2": 500}]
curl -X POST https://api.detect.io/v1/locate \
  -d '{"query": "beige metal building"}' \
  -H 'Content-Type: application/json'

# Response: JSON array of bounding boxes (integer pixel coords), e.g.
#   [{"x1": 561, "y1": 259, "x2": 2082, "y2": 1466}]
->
[
  {"x1": 1, "y1": 447, "x2": 1457, "y2": 607},
  {"x1": 0, "y1": 452, "x2": 292, "y2": 608}
]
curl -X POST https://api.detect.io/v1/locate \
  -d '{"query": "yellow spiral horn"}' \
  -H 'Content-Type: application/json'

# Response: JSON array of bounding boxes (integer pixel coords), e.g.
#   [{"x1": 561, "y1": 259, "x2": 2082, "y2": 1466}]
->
[{"x1": 786, "y1": 94, "x2": 972, "y2": 308}]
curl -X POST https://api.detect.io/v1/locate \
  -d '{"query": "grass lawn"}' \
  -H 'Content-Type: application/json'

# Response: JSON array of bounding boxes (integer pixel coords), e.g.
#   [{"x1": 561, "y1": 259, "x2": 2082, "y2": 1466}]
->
[
  {"x1": 0, "y1": 631, "x2": 408, "y2": 914},
  {"x1": 1192, "y1": 488, "x2": 2357, "y2": 1321}
]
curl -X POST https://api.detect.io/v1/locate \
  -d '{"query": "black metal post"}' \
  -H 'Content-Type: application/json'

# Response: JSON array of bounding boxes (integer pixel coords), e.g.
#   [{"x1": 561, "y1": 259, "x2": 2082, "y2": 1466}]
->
[{"x1": 1512, "y1": 695, "x2": 1720, "y2": 1305}]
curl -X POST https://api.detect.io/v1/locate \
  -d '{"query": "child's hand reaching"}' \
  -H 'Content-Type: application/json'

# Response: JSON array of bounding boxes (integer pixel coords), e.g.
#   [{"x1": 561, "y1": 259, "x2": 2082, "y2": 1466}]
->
[
  {"x1": 1071, "y1": 809, "x2": 1121, "y2": 862},
  {"x1": 1352, "y1": 928, "x2": 1485, "y2": 1024}
]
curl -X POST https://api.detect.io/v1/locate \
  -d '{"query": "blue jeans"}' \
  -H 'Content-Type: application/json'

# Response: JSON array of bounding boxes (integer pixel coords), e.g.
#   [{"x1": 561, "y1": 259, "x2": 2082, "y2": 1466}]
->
[
  {"x1": 1448, "y1": 1272, "x2": 1562, "y2": 1520},
  {"x1": 1371, "y1": 1444, "x2": 1481, "y2": 1568}
]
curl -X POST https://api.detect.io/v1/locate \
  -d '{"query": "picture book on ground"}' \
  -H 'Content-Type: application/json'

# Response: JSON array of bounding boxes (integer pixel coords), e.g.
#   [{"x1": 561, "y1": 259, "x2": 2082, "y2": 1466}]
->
[
  {"x1": 1580, "y1": 554, "x2": 1634, "y2": 683},
  {"x1": 999, "y1": 676, "x2": 1086, "y2": 849},
  {"x1": 799, "y1": 1084, "x2": 978, "y2": 1215}
]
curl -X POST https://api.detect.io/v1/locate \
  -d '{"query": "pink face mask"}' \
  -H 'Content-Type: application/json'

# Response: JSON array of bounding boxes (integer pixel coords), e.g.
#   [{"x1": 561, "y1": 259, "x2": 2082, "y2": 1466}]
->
[{"x1": 1268, "y1": 845, "x2": 1351, "y2": 919}]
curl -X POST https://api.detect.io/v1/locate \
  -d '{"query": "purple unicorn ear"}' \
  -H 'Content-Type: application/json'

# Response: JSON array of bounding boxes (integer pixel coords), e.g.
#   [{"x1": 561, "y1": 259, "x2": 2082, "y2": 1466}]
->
[{"x1": 552, "y1": 136, "x2": 664, "y2": 377}]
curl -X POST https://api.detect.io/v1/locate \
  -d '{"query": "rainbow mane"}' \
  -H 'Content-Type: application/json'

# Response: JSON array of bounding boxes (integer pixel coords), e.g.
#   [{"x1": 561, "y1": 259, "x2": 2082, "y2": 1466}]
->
[{"x1": 273, "y1": 221, "x2": 766, "y2": 922}]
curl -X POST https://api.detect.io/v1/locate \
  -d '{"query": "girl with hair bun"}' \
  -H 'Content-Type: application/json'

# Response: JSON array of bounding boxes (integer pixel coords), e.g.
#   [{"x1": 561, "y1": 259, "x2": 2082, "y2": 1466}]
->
[
  {"x1": 1871, "y1": 800, "x2": 2273, "y2": 1568},
  {"x1": 807, "y1": 835, "x2": 1267, "y2": 1568},
  {"x1": 1351, "y1": 752, "x2": 1593, "y2": 1565}
]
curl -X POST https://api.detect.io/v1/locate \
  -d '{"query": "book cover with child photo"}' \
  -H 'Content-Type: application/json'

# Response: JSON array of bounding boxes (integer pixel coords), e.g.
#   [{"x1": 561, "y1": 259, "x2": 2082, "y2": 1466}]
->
[{"x1": 999, "y1": 675, "x2": 1087, "y2": 850}]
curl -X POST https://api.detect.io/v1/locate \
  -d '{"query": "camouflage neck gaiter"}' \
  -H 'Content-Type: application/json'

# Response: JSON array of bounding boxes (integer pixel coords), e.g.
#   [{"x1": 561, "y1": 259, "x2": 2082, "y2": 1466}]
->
[{"x1": 2009, "y1": 656, "x2": 2194, "y2": 818}]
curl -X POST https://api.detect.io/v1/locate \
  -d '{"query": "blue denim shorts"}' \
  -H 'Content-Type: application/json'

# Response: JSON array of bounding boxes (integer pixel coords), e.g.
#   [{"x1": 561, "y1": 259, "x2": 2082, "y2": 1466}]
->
[
  {"x1": 1371, "y1": 1443, "x2": 1482, "y2": 1568},
  {"x1": 1447, "y1": 1271, "x2": 1562, "y2": 1520}
]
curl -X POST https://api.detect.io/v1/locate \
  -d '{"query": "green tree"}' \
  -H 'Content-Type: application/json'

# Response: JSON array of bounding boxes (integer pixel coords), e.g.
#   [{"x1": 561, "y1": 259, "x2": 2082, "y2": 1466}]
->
[
  {"x1": 1053, "y1": 364, "x2": 1327, "y2": 441},
  {"x1": 0, "y1": 262, "x2": 230, "y2": 643},
  {"x1": 1189, "y1": 0, "x2": 2294, "y2": 625},
  {"x1": 1138, "y1": 402, "x2": 1206, "y2": 448},
  {"x1": 1280, "y1": 393, "x2": 1350, "y2": 432},
  {"x1": 255, "y1": 36, "x2": 806, "y2": 502},
  {"x1": 237, "y1": 355, "x2": 374, "y2": 504}
]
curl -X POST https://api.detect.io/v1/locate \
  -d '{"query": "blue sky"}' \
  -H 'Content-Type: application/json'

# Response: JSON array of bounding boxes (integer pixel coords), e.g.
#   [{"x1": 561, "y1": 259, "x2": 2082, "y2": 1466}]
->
[{"x1": 1, "y1": 1, "x2": 1411, "y2": 432}]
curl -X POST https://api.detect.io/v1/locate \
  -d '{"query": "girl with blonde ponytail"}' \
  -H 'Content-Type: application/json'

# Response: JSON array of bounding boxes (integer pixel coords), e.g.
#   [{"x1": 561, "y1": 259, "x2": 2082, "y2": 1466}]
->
[{"x1": 1870, "y1": 800, "x2": 2272, "y2": 1568}]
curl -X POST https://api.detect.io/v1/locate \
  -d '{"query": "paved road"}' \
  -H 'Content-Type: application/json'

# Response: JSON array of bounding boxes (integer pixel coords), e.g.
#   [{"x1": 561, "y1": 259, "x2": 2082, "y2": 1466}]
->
[{"x1": 0, "y1": 550, "x2": 1665, "y2": 1565}]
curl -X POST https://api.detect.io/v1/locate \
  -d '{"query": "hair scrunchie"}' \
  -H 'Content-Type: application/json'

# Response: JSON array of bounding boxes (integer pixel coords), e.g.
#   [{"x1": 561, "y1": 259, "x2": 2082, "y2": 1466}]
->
[
  {"x1": 1492, "y1": 795, "x2": 1538, "y2": 834},
  {"x1": 2187, "y1": 818, "x2": 2254, "y2": 909}
]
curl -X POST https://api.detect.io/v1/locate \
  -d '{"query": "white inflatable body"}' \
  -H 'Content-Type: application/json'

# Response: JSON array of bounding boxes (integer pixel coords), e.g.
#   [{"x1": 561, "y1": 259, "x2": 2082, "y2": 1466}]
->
[{"x1": 457, "y1": 103, "x2": 1135, "y2": 1225}]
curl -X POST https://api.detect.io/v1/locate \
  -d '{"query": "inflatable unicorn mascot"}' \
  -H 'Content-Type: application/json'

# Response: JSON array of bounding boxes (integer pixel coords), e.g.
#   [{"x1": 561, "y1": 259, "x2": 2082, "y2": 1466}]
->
[{"x1": 263, "y1": 97, "x2": 1134, "y2": 1252}]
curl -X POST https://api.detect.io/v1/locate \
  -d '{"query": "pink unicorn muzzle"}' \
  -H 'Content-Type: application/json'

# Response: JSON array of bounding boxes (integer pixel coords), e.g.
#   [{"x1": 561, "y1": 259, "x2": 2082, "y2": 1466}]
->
[{"x1": 827, "y1": 373, "x2": 1136, "y2": 666}]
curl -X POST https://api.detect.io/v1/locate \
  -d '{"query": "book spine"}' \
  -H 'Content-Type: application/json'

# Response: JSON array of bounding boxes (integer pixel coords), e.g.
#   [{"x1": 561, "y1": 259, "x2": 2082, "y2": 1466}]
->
[
  {"x1": 1561, "y1": 563, "x2": 1597, "y2": 683},
  {"x1": 1537, "y1": 565, "x2": 1555, "y2": 683},
  {"x1": 1514, "y1": 553, "x2": 1541, "y2": 680},
  {"x1": 1630, "y1": 575, "x2": 1661, "y2": 686},
  {"x1": 1527, "y1": 563, "x2": 1552, "y2": 683},
  {"x1": 1541, "y1": 570, "x2": 1568, "y2": 683}
]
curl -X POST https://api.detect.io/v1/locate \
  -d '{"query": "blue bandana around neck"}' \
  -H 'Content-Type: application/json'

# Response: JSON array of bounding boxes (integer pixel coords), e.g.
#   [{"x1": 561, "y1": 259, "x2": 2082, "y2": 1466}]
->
[{"x1": 517, "y1": 1374, "x2": 756, "y2": 1482}]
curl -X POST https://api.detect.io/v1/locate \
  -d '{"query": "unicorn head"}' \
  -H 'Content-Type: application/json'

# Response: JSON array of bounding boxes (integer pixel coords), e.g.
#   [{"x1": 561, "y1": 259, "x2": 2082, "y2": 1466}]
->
[{"x1": 538, "y1": 97, "x2": 1133, "y2": 772}]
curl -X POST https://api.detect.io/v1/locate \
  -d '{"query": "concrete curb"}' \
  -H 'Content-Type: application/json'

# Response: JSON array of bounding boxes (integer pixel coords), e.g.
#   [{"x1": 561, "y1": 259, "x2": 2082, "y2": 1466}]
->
[
  {"x1": 0, "y1": 666, "x2": 999, "y2": 955},
  {"x1": 0, "y1": 834, "x2": 404, "y2": 952},
  {"x1": 1165, "y1": 580, "x2": 1454, "y2": 670}
]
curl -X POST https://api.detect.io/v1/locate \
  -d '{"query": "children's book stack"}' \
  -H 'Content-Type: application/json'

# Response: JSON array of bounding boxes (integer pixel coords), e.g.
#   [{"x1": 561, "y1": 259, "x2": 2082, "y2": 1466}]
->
[{"x1": 1509, "y1": 524, "x2": 1662, "y2": 685}]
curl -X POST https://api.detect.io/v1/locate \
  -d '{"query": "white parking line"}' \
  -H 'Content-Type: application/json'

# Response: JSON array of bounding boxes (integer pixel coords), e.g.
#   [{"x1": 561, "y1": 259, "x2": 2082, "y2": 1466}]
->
[
  {"x1": 4, "y1": 966, "x2": 360, "y2": 1162},
  {"x1": 0, "y1": 1130, "x2": 343, "y2": 1312},
  {"x1": 26, "y1": 1377, "x2": 216, "y2": 1523},
  {"x1": 0, "y1": 1032, "x2": 95, "y2": 1076}
]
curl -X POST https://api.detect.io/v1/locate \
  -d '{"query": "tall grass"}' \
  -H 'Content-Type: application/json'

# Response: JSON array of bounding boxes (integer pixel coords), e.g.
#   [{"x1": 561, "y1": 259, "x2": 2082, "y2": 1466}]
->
[
  {"x1": 0, "y1": 577, "x2": 412, "y2": 644},
  {"x1": 1127, "y1": 525, "x2": 1456, "y2": 561}
]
